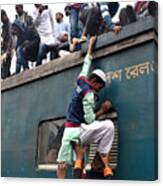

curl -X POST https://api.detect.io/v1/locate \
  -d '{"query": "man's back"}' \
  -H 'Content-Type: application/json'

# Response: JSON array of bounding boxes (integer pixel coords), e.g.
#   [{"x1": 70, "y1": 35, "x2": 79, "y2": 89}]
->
[{"x1": 66, "y1": 76, "x2": 94, "y2": 125}]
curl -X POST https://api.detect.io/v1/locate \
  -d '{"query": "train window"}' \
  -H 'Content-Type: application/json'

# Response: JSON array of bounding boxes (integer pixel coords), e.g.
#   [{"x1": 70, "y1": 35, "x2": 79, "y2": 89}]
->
[
  {"x1": 37, "y1": 118, "x2": 65, "y2": 171},
  {"x1": 36, "y1": 109, "x2": 118, "y2": 173}
]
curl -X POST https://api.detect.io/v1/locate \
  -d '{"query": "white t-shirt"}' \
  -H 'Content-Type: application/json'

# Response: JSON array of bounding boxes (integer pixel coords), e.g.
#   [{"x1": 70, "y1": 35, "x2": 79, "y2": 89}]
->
[{"x1": 33, "y1": 8, "x2": 55, "y2": 45}]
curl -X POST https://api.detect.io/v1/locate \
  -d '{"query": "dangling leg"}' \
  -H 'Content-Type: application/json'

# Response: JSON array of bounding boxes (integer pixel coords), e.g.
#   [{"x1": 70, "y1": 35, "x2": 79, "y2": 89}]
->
[
  {"x1": 73, "y1": 142, "x2": 87, "y2": 179},
  {"x1": 57, "y1": 162, "x2": 67, "y2": 179}
]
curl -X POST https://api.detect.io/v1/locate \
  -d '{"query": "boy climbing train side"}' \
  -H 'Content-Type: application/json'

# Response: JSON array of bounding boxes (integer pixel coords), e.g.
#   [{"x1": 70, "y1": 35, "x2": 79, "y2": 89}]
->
[{"x1": 57, "y1": 53, "x2": 114, "y2": 179}]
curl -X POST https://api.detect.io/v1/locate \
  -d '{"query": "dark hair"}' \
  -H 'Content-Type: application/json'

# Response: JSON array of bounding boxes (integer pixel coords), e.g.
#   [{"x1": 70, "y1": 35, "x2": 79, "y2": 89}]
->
[
  {"x1": 1, "y1": 9, "x2": 7, "y2": 17},
  {"x1": 64, "y1": 6, "x2": 71, "y2": 16},
  {"x1": 56, "y1": 12, "x2": 63, "y2": 17},
  {"x1": 15, "y1": 4, "x2": 23, "y2": 9},
  {"x1": 88, "y1": 73, "x2": 105, "y2": 87}
]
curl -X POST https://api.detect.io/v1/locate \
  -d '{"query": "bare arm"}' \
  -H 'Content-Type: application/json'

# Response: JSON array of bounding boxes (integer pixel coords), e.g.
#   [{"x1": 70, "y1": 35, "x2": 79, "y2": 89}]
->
[
  {"x1": 83, "y1": 92, "x2": 112, "y2": 124},
  {"x1": 96, "y1": 100, "x2": 113, "y2": 119}
]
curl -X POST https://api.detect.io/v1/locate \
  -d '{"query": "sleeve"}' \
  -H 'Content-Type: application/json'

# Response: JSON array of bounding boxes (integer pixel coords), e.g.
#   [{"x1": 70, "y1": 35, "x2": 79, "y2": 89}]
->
[
  {"x1": 27, "y1": 15, "x2": 34, "y2": 27},
  {"x1": 78, "y1": 54, "x2": 93, "y2": 78},
  {"x1": 6, "y1": 24, "x2": 13, "y2": 53},
  {"x1": 32, "y1": 10, "x2": 41, "y2": 28},
  {"x1": 83, "y1": 92, "x2": 96, "y2": 124},
  {"x1": 99, "y1": 3, "x2": 114, "y2": 31},
  {"x1": 49, "y1": 9, "x2": 55, "y2": 33}
]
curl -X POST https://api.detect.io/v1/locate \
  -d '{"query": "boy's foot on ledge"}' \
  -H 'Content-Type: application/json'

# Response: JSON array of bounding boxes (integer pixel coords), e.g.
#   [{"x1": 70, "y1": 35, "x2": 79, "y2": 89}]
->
[
  {"x1": 78, "y1": 36, "x2": 87, "y2": 43},
  {"x1": 113, "y1": 25, "x2": 122, "y2": 34},
  {"x1": 57, "y1": 162, "x2": 67, "y2": 179}
]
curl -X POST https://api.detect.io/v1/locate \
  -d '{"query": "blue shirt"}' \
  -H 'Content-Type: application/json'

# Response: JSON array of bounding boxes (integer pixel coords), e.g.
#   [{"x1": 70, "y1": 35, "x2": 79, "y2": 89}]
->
[{"x1": 53, "y1": 21, "x2": 70, "y2": 44}]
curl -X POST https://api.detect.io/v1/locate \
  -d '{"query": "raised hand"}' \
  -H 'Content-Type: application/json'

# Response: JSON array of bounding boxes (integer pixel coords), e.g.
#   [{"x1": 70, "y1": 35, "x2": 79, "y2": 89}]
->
[{"x1": 101, "y1": 100, "x2": 112, "y2": 113}]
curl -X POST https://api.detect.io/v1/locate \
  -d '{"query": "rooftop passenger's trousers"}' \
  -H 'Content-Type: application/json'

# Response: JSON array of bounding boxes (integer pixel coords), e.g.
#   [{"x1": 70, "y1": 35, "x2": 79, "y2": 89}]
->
[{"x1": 80, "y1": 120, "x2": 114, "y2": 154}]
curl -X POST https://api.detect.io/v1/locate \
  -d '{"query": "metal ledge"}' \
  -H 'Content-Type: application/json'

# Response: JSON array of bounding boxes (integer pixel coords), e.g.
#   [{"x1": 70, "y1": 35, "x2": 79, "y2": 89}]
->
[
  {"x1": 1, "y1": 16, "x2": 158, "y2": 92},
  {"x1": 82, "y1": 15, "x2": 158, "y2": 54}
]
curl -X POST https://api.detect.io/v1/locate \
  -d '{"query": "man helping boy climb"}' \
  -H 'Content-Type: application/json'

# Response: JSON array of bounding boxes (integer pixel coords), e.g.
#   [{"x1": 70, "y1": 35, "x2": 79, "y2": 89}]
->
[{"x1": 57, "y1": 53, "x2": 114, "y2": 179}]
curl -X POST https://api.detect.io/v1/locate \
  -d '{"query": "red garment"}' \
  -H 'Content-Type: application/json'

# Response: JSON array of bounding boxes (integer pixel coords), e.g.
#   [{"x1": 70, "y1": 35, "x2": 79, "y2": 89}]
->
[
  {"x1": 65, "y1": 121, "x2": 80, "y2": 127},
  {"x1": 134, "y1": 1, "x2": 148, "y2": 14},
  {"x1": 72, "y1": 3, "x2": 82, "y2": 9}
]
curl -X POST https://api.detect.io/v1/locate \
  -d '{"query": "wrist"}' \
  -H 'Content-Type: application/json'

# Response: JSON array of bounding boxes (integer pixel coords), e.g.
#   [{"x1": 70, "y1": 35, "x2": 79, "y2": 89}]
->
[{"x1": 85, "y1": 54, "x2": 93, "y2": 61}]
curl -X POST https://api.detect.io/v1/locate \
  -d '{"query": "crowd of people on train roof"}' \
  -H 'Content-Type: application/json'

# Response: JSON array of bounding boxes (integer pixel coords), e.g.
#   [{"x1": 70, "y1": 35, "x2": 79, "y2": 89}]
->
[{"x1": 1, "y1": 1, "x2": 157, "y2": 79}]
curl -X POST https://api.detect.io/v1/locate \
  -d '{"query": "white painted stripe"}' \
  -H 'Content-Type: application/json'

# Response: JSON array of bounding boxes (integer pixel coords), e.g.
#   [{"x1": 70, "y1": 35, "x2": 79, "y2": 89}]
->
[{"x1": 38, "y1": 164, "x2": 58, "y2": 171}]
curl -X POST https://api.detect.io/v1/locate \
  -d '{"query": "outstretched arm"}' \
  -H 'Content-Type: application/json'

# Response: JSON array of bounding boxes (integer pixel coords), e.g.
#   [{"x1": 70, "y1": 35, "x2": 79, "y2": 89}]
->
[{"x1": 78, "y1": 54, "x2": 93, "y2": 78}]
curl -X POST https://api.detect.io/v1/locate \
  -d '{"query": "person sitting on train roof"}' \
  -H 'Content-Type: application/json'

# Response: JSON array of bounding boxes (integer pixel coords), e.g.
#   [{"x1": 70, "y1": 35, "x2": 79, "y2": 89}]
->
[
  {"x1": 64, "y1": 3, "x2": 84, "y2": 47},
  {"x1": 33, "y1": 4, "x2": 55, "y2": 66},
  {"x1": 70, "y1": 2, "x2": 122, "y2": 55},
  {"x1": 119, "y1": 1, "x2": 158, "y2": 26},
  {"x1": 15, "y1": 4, "x2": 34, "y2": 28},
  {"x1": 1, "y1": 9, "x2": 13, "y2": 79},
  {"x1": 11, "y1": 20, "x2": 40, "y2": 74},
  {"x1": 57, "y1": 53, "x2": 114, "y2": 179},
  {"x1": 50, "y1": 12, "x2": 70, "y2": 60}
]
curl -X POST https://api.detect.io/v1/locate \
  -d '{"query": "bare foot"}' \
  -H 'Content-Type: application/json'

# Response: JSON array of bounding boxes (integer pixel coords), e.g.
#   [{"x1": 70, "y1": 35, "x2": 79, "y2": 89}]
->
[
  {"x1": 78, "y1": 36, "x2": 87, "y2": 43},
  {"x1": 113, "y1": 25, "x2": 122, "y2": 34},
  {"x1": 70, "y1": 38, "x2": 79, "y2": 52},
  {"x1": 57, "y1": 162, "x2": 67, "y2": 179}
]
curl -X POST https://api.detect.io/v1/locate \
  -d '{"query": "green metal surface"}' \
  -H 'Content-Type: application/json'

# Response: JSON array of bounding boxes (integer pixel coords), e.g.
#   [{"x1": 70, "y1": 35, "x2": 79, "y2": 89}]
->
[
  {"x1": 1, "y1": 17, "x2": 158, "y2": 180},
  {"x1": 1, "y1": 16, "x2": 158, "y2": 180}
]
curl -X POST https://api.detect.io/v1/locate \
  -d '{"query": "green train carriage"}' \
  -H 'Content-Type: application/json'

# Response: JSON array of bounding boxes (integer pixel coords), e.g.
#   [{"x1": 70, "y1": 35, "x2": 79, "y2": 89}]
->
[{"x1": 1, "y1": 16, "x2": 158, "y2": 180}]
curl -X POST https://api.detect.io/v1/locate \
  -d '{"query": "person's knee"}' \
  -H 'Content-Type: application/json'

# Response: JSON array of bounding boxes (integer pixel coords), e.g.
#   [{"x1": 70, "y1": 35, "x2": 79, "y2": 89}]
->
[
  {"x1": 40, "y1": 43, "x2": 47, "y2": 52},
  {"x1": 16, "y1": 47, "x2": 23, "y2": 62},
  {"x1": 109, "y1": 120, "x2": 114, "y2": 131},
  {"x1": 16, "y1": 47, "x2": 22, "y2": 56},
  {"x1": 104, "y1": 120, "x2": 114, "y2": 132}
]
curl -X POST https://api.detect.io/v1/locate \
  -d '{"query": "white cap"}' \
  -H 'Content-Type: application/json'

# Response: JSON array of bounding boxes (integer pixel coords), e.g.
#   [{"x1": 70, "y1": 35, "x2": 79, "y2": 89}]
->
[{"x1": 92, "y1": 69, "x2": 106, "y2": 83}]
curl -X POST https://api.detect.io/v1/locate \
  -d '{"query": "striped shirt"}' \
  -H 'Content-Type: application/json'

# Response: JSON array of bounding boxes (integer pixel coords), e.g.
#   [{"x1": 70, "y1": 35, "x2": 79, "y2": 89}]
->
[{"x1": 82, "y1": 2, "x2": 114, "y2": 30}]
